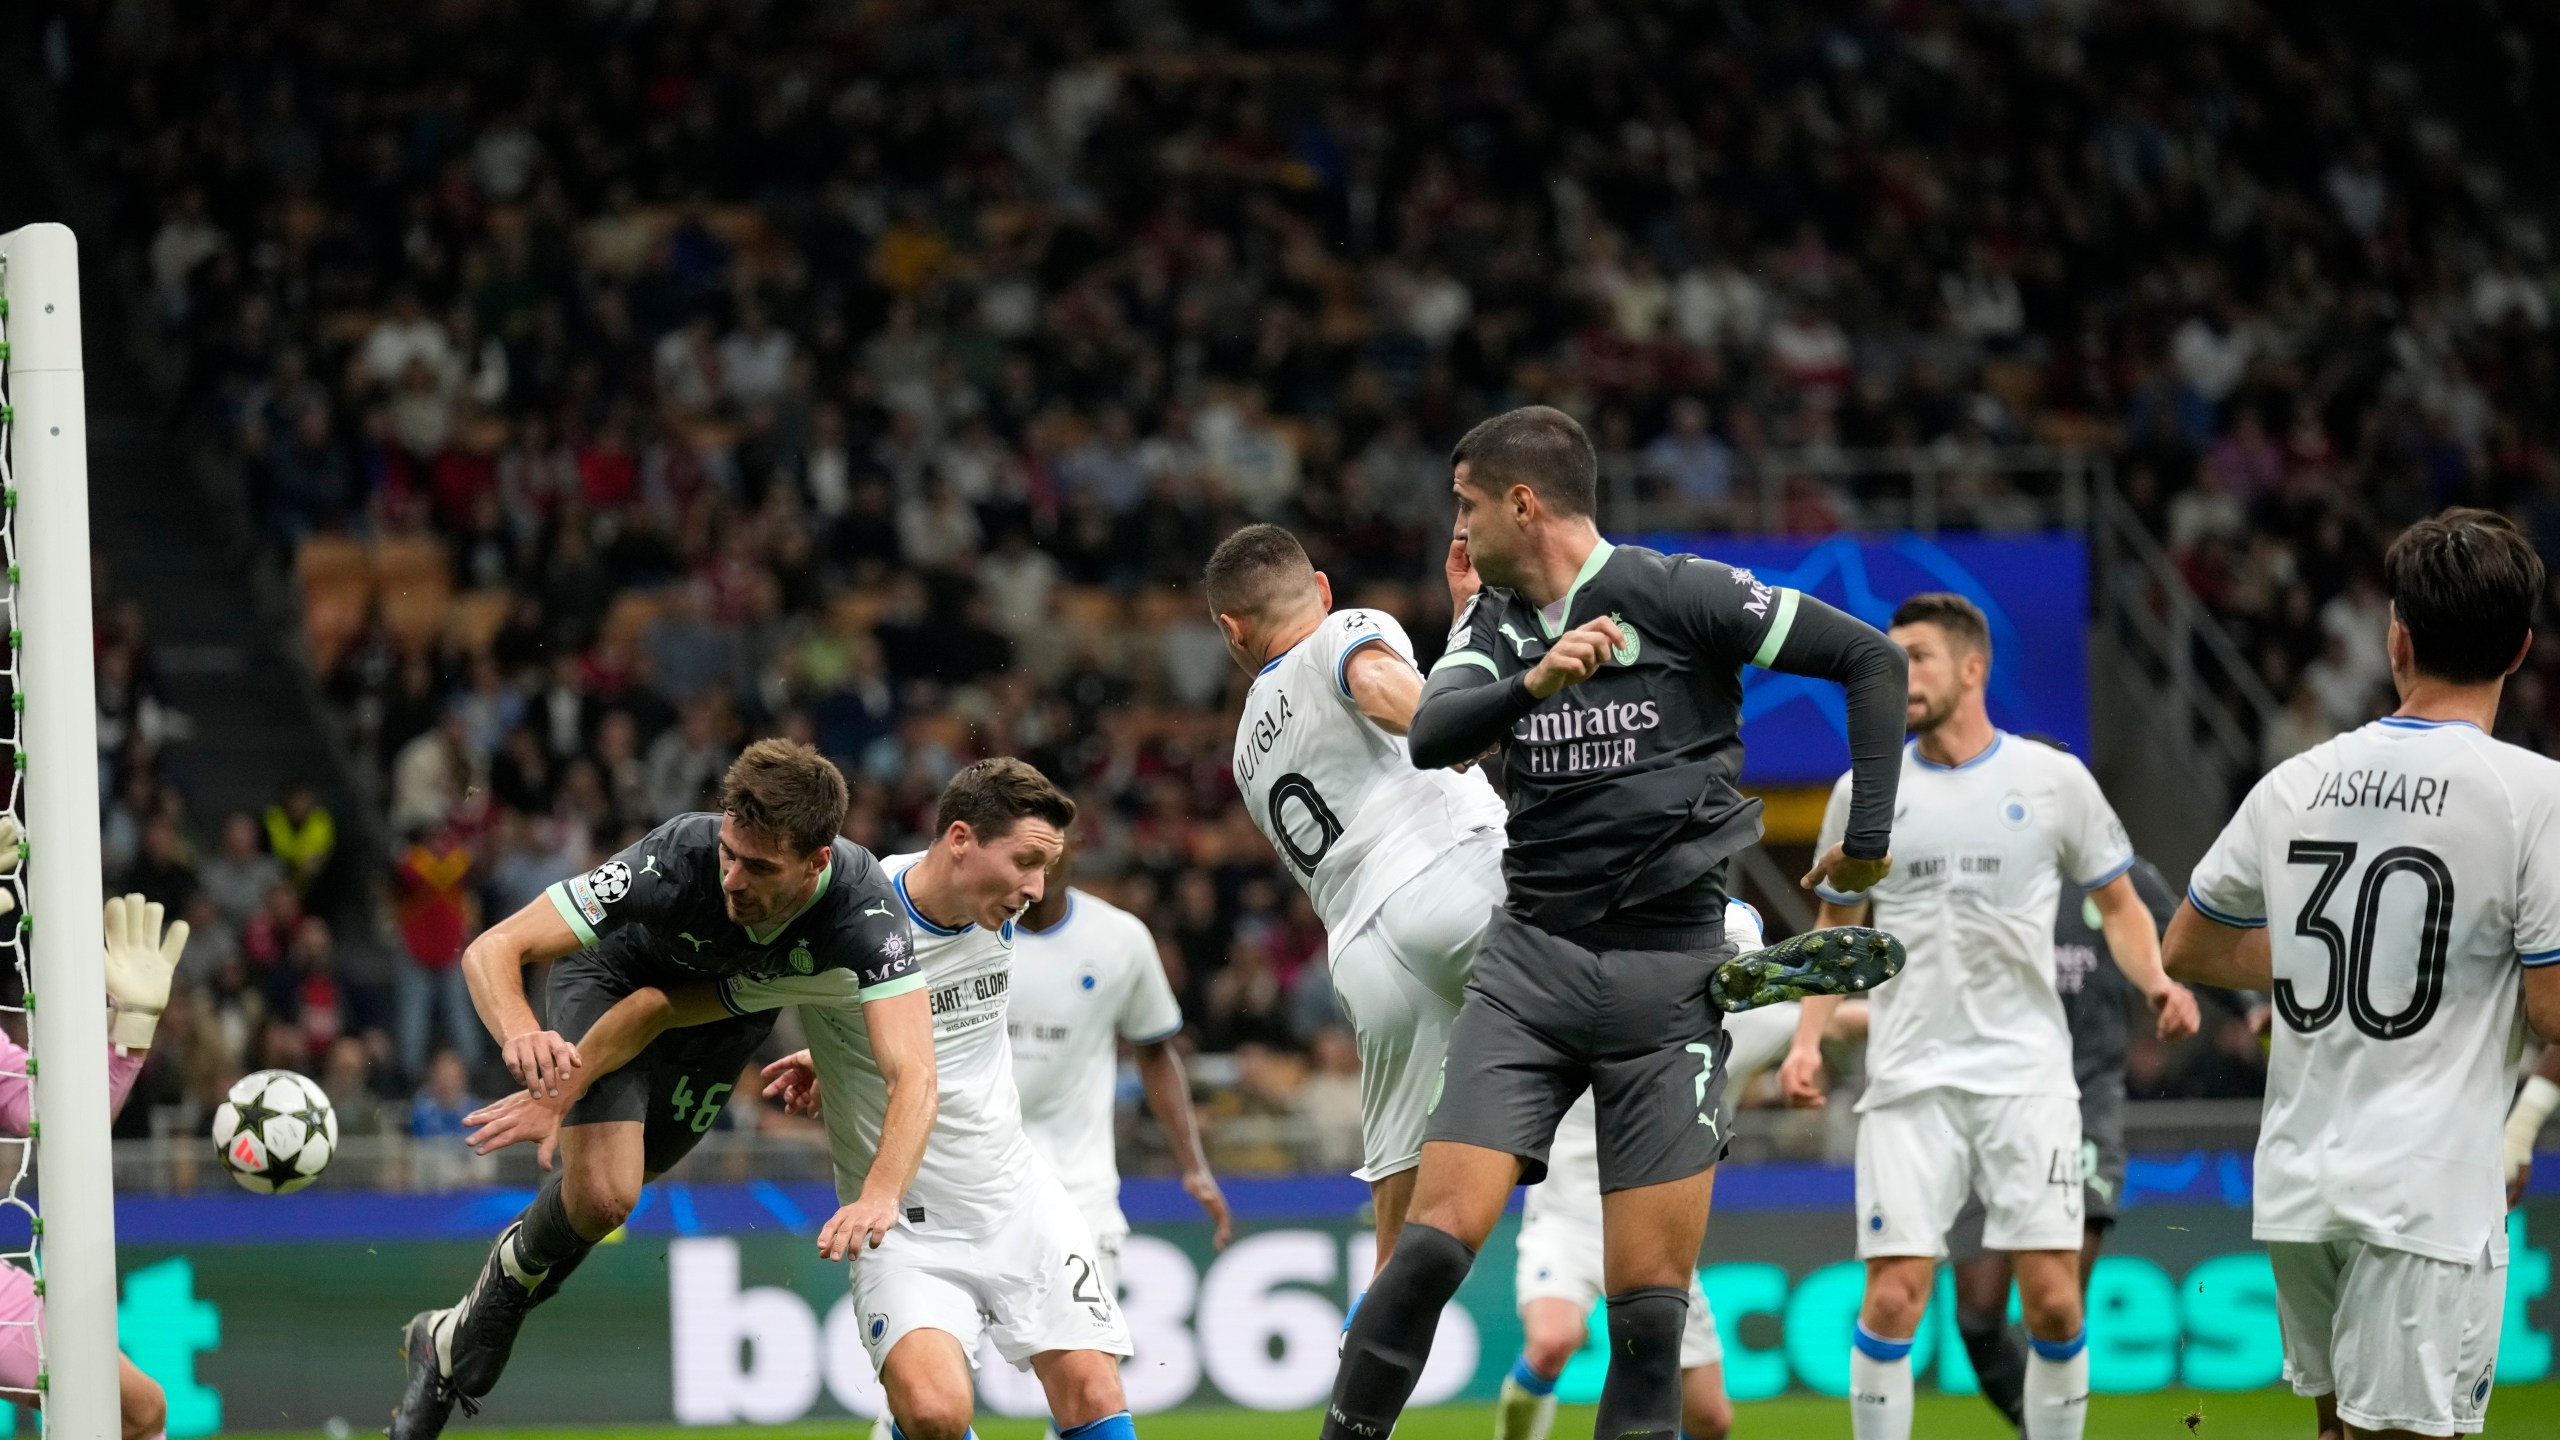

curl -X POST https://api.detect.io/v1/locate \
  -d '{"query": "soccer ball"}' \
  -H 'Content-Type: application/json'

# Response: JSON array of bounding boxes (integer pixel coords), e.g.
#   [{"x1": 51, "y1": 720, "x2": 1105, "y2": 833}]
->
[{"x1": 211, "y1": 1069, "x2": 339, "y2": 1194}]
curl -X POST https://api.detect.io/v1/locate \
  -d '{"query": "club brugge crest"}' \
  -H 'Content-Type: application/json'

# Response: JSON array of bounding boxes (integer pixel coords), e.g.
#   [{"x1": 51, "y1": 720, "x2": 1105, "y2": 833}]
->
[
  {"x1": 588, "y1": 860, "x2": 632, "y2": 904},
  {"x1": 1610, "y1": 614, "x2": 1642, "y2": 666}
]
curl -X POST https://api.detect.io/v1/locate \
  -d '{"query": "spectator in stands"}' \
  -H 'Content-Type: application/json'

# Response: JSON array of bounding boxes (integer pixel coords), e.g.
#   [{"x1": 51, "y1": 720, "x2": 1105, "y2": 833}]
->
[
  {"x1": 392, "y1": 821, "x2": 482, "y2": 1083},
  {"x1": 199, "y1": 812, "x2": 285, "y2": 933},
  {"x1": 407, "y1": 1049, "x2": 488, "y2": 1192},
  {"x1": 262, "y1": 781, "x2": 335, "y2": 896}
]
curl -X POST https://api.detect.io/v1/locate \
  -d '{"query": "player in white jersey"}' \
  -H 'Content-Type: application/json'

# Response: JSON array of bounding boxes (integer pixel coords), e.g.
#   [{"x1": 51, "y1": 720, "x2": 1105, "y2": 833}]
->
[
  {"x1": 2169, "y1": 510, "x2": 2560, "y2": 1440},
  {"x1": 1786, "y1": 593, "x2": 2198, "y2": 1440},
  {"x1": 1495, "y1": 900, "x2": 1865, "y2": 1440},
  {"x1": 1205, "y1": 524, "x2": 1509, "y2": 1257},
  {"x1": 1011, "y1": 838, "x2": 1234, "y2": 1288},
  {"x1": 473, "y1": 760, "x2": 1145, "y2": 1440}
]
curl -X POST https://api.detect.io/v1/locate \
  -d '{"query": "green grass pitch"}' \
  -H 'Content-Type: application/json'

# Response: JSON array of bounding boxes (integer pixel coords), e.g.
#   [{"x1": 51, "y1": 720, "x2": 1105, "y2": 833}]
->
[{"x1": 293, "y1": 1385, "x2": 2559, "y2": 1439}]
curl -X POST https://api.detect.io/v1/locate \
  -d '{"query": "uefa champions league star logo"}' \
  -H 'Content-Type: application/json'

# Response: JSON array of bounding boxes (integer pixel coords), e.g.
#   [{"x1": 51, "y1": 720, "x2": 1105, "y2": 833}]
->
[{"x1": 589, "y1": 860, "x2": 633, "y2": 904}]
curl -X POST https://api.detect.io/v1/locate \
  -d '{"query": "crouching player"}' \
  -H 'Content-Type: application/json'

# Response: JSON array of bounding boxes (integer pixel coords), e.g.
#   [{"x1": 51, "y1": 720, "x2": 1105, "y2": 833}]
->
[{"x1": 473, "y1": 759, "x2": 1141, "y2": 1440}]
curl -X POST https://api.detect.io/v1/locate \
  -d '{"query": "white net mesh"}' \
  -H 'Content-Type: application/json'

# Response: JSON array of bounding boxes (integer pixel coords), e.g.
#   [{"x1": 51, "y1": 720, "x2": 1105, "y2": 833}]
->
[{"x1": 0, "y1": 261, "x2": 42, "y2": 1426}]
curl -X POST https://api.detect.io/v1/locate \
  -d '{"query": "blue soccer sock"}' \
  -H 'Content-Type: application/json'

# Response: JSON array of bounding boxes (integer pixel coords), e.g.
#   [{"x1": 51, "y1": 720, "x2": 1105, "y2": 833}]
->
[
  {"x1": 1058, "y1": 1413, "x2": 1136, "y2": 1440},
  {"x1": 1508, "y1": 1353, "x2": 1558, "y2": 1396}
]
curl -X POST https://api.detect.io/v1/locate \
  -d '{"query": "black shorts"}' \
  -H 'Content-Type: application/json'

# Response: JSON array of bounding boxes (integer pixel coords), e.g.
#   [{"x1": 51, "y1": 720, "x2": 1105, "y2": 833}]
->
[
  {"x1": 1948, "y1": 1069, "x2": 2130, "y2": 1260},
  {"x1": 1424, "y1": 910, "x2": 1733, "y2": 1191},
  {"x1": 549, "y1": 945, "x2": 775, "y2": 1176}
]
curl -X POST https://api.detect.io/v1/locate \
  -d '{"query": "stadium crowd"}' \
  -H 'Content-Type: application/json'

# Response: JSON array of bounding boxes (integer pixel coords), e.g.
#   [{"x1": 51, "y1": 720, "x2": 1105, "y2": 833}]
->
[{"x1": 44, "y1": 0, "x2": 2560, "y2": 1174}]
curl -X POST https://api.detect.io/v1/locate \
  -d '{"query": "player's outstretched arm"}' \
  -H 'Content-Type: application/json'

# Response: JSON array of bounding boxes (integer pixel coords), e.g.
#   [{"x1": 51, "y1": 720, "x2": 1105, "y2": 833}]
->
[
  {"x1": 1761, "y1": 594, "x2": 1906, "y2": 888},
  {"x1": 1343, "y1": 641, "x2": 1425, "y2": 737},
  {"x1": 1136, "y1": 1037, "x2": 1233, "y2": 1248},
  {"x1": 2161, "y1": 900, "x2": 2273, "y2": 991},
  {"x1": 820, "y1": 988, "x2": 937, "y2": 1261},
  {"x1": 2091, "y1": 873, "x2": 2200, "y2": 1041},
  {"x1": 464, "y1": 981, "x2": 728, "y2": 1165},
  {"x1": 463, "y1": 894, "x2": 596, "y2": 1097}
]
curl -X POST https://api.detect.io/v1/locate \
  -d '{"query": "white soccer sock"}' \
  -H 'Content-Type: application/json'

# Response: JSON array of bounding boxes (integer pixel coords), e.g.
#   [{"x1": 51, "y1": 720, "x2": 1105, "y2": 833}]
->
[
  {"x1": 1848, "y1": 1322, "x2": 1915, "y2": 1440},
  {"x1": 2024, "y1": 1330, "x2": 2091, "y2": 1440}
]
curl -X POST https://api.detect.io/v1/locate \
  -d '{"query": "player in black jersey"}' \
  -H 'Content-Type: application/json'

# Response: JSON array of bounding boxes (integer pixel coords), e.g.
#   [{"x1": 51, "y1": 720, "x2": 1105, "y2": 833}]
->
[
  {"x1": 387, "y1": 740, "x2": 934, "y2": 1440},
  {"x1": 1322, "y1": 406, "x2": 1909, "y2": 1440}
]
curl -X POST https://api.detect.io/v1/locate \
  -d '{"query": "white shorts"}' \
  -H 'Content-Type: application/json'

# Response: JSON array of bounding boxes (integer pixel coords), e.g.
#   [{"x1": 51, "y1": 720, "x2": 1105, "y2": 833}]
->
[
  {"x1": 1512, "y1": 1213, "x2": 1722, "y2": 1368},
  {"x1": 849, "y1": 1168, "x2": 1133, "y2": 1371},
  {"x1": 1329, "y1": 830, "x2": 1503, "y2": 1183},
  {"x1": 1855, "y1": 1088, "x2": 2083, "y2": 1259},
  {"x1": 2271, "y1": 1236, "x2": 2506, "y2": 1435},
  {"x1": 1720, "y1": 1001, "x2": 1801, "y2": 1089}
]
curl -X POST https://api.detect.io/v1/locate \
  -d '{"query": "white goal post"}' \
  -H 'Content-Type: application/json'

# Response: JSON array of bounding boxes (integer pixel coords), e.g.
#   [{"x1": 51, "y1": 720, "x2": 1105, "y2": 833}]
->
[{"x1": 1, "y1": 222, "x2": 116, "y2": 1438}]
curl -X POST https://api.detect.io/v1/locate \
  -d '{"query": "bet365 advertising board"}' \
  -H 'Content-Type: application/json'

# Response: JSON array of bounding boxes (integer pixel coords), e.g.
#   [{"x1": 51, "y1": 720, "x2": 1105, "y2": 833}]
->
[{"x1": 88, "y1": 1164, "x2": 2560, "y2": 1433}]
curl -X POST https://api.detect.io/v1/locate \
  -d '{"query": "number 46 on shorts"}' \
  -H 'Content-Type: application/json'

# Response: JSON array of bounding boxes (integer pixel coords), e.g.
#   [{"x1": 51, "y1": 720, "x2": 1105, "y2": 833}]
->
[{"x1": 670, "y1": 1074, "x2": 733, "y2": 1134}]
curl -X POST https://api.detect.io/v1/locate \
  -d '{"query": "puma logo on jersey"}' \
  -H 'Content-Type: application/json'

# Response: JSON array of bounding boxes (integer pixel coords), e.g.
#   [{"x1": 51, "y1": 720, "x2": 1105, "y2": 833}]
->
[
  {"x1": 1497, "y1": 621, "x2": 1536, "y2": 656},
  {"x1": 677, "y1": 932, "x2": 710, "y2": 952},
  {"x1": 641, "y1": 854, "x2": 661, "y2": 877},
  {"x1": 863, "y1": 902, "x2": 895, "y2": 919}
]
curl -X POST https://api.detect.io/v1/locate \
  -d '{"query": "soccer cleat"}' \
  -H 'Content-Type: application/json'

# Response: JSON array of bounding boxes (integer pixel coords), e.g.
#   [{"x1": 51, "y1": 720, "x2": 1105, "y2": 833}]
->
[
  {"x1": 386, "y1": 1310, "x2": 476, "y2": 1440},
  {"x1": 442, "y1": 1223, "x2": 545, "y2": 1397},
  {"x1": 1493, "y1": 1373, "x2": 1560, "y2": 1440},
  {"x1": 1711, "y1": 925, "x2": 1906, "y2": 1013}
]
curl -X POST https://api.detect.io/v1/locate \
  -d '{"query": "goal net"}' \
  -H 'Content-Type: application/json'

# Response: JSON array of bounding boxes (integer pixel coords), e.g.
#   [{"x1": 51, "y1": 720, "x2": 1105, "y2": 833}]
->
[{"x1": 0, "y1": 223, "x2": 116, "y2": 1439}]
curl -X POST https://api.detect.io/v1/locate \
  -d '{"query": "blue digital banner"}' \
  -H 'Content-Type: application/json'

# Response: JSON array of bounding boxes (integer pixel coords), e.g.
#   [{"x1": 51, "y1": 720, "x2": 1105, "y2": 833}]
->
[{"x1": 1621, "y1": 532, "x2": 2091, "y2": 786}]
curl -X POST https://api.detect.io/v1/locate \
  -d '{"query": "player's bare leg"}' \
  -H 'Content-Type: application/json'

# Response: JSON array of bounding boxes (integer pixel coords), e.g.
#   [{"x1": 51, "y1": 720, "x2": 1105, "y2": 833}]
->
[
  {"x1": 118, "y1": 1354, "x2": 167, "y2": 1440},
  {"x1": 390, "y1": 1120, "x2": 645, "y2": 1439},
  {"x1": 2011, "y1": 1248, "x2": 2089, "y2": 1440},
  {"x1": 1494, "y1": 1298, "x2": 1587, "y2": 1440},
  {"x1": 1680, "y1": 1358, "x2": 1734, "y2": 1440},
  {"x1": 1368, "y1": 1167, "x2": 1417, "y2": 1266},
  {"x1": 1851, "y1": 1255, "x2": 1933, "y2": 1440},
  {"x1": 880, "y1": 1329, "x2": 978, "y2": 1440},
  {"x1": 1594, "y1": 1168, "x2": 1715, "y2": 1438},
  {"x1": 1952, "y1": 1251, "x2": 2027, "y2": 1429},
  {"x1": 1027, "y1": 1347, "x2": 1134, "y2": 1436},
  {"x1": 1324, "y1": 1140, "x2": 1520, "y2": 1439}
]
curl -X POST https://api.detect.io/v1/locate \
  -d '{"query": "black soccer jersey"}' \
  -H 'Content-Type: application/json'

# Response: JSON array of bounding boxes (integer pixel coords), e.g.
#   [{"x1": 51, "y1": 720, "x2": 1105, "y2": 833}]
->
[
  {"x1": 543, "y1": 813, "x2": 920, "y2": 1006},
  {"x1": 1414, "y1": 540, "x2": 1904, "y2": 936}
]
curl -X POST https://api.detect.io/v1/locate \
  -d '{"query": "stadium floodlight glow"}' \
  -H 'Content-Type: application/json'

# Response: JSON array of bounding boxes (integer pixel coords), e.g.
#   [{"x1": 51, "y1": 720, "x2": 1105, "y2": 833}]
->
[{"x1": 0, "y1": 222, "x2": 116, "y2": 1440}]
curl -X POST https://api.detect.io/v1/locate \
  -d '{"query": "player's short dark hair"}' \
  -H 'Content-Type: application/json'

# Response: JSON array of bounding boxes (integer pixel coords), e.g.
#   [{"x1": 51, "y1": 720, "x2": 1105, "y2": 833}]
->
[
  {"x1": 2385, "y1": 507, "x2": 2544, "y2": 684},
  {"x1": 937, "y1": 757, "x2": 1077, "y2": 843},
  {"x1": 1203, "y1": 524, "x2": 1315, "y2": 620},
  {"x1": 720, "y1": 738, "x2": 851, "y2": 855},
  {"x1": 1890, "y1": 592, "x2": 1992, "y2": 659},
  {"x1": 1449, "y1": 405, "x2": 1597, "y2": 518}
]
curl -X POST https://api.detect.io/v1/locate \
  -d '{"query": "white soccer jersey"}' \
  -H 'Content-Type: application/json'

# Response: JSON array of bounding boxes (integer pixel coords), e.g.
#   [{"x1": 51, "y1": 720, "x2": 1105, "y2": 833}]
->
[
  {"x1": 1008, "y1": 888, "x2": 1185, "y2": 1237},
  {"x1": 1815, "y1": 732, "x2": 2134, "y2": 1111},
  {"x1": 1528, "y1": 901, "x2": 1770, "y2": 1230},
  {"x1": 1233, "y1": 607, "x2": 1508, "y2": 939},
  {"x1": 2189, "y1": 716, "x2": 2560, "y2": 1263},
  {"x1": 728, "y1": 851, "x2": 1042, "y2": 1235}
]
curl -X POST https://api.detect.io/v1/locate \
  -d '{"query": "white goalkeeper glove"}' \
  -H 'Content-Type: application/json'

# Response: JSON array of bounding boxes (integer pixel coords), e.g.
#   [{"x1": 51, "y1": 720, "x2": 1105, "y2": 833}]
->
[{"x1": 103, "y1": 891, "x2": 189, "y2": 1052}]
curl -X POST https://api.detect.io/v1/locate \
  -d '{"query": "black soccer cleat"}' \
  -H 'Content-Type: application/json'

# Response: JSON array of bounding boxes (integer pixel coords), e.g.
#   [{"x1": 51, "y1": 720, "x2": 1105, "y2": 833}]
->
[
  {"x1": 386, "y1": 1310, "x2": 476, "y2": 1440},
  {"x1": 442, "y1": 1222, "x2": 544, "y2": 1397},
  {"x1": 1711, "y1": 925, "x2": 1906, "y2": 1013}
]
